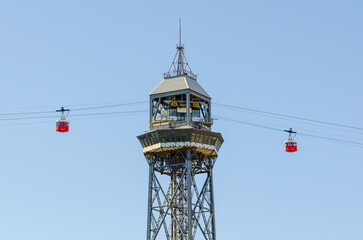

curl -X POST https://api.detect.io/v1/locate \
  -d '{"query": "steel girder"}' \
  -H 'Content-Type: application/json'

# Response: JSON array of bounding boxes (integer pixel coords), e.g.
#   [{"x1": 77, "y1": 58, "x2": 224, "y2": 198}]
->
[{"x1": 146, "y1": 149, "x2": 217, "y2": 240}]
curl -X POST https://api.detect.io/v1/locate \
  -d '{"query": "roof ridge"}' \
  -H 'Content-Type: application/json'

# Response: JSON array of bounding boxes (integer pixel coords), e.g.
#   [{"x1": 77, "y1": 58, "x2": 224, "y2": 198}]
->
[
  {"x1": 184, "y1": 76, "x2": 190, "y2": 89},
  {"x1": 149, "y1": 78, "x2": 166, "y2": 95}
]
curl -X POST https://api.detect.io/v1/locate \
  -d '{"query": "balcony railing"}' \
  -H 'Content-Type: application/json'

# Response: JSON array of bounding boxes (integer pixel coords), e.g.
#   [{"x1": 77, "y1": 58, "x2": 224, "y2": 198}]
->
[{"x1": 163, "y1": 70, "x2": 198, "y2": 80}]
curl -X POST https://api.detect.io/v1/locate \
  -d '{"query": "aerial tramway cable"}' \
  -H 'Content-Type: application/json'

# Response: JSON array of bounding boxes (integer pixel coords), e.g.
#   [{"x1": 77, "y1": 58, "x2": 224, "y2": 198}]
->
[
  {"x1": 1, "y1": 100, "x2": 361, "y2": 133},
  {"x1": 0, "y1": 101, "x2": 147, "y2": 117},
  {"x1": 0, "y1": 110, "x2": 148, "y2": 122},
  {"x1": 0, "y1": 110, "x2": 54, "y2": 116},
  {"x1": 214, "y1": 102, "x2": 363, "y2": 132},
  {"x1": 0, "y1": 111, "x2": 147, "y2": 128},
  {"x1": 1, "y1": 99, "x2": 362, "y2": 148},
  {"x1": 70, "y1": 101, "x2": 148, "y2": 111},
  {"x1": 215, "y1": 115, "x2": 363, "y2": 147}
]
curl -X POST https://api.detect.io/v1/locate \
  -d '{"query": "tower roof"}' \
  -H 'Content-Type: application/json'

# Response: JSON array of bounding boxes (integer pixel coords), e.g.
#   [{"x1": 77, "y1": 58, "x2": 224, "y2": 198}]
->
[{"x1": 149, "y1": 75, "x2": 211, "y2": 99}]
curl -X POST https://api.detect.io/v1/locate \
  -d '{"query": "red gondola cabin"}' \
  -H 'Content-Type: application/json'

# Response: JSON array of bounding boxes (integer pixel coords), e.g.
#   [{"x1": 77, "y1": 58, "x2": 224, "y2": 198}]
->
[
  {"x1": 284, "y1": 140, "x2": 297, "y2": 152},
  {"x1": 56, "y1": 120, "x2": 69, "y2": 133}
]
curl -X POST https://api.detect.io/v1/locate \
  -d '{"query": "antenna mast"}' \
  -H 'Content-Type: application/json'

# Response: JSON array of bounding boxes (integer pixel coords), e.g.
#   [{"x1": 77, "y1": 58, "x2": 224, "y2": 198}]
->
[
  {"x1": 164, "y1": 18, "x2": 197, "y2": 80},
  {"x1": 176, "y1": 18, "x2": 184, "y2": 75},
  {"x1": 179, "y1": 18, "x2": 182, "y2": 48}
]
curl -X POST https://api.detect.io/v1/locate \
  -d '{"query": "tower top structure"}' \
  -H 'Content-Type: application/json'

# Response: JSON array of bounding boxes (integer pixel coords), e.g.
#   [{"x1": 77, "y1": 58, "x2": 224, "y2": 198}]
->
[
  {"x1": 164, "y1": 18, "x2": 197, "y2": 80},
  {"x1": 148, "y1": 18, "x2": 212, "y2": 131},
  {"x1": 137, "y1": 21, "x2": 223, "y2": 240}
]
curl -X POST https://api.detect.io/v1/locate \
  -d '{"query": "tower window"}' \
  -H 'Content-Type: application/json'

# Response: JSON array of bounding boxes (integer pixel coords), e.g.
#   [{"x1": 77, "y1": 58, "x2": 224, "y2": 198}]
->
[
  {"x1": 169, "y1": 108, "x2": 177, "y2": 117},
  {"x1": 192, "y1": 109, "x2": 200, "y2": 118}
]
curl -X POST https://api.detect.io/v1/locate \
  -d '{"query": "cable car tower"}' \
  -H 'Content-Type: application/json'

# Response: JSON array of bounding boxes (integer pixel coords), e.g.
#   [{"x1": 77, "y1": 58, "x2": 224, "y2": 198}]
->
[{"x1": 137, "y1": 20, "x2": 223, "y2": 240}]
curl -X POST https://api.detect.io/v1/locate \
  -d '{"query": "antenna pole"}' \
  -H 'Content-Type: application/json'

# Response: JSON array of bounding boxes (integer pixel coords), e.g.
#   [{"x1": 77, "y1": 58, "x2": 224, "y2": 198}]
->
[
  {"x1": 164, "y1": 18, "x2": 197, "y2": 80},
  {"x1": 176, "y1": 18, "x2": 184, "y2": 75},
  {"x1": 179, "y1": 18, "x2": 181, "y2": 48}
]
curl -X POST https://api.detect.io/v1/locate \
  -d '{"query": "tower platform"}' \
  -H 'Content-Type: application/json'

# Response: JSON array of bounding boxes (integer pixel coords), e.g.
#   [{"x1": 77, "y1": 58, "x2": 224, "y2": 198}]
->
[{"x1": 138, "y1": 128, "x2": 223, "y2": 157}]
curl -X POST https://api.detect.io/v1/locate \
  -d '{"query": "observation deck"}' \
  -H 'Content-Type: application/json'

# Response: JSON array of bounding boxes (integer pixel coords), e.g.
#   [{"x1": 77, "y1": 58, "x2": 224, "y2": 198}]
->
[{"x1": 137, "y1": 128, "x2": 223, "y2": 157}]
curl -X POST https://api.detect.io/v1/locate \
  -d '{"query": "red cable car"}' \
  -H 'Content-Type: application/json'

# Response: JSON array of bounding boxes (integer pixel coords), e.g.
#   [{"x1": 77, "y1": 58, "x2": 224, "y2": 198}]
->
[
  {"x1": 56, "y1": 120, "x2": 69, "y2": 132},
  {"x1": 56, "y1": 107, "x2": 70, "y2": 133},
  {"x1": 284, "y1": 128, "x2": 297, "y2": 152}
]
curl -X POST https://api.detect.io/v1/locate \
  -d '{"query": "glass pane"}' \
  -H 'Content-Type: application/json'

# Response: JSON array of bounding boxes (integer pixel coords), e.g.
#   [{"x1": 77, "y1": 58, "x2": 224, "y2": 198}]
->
[{"x1": 185, "y1": 134, "x2": 191, "y2": 142}]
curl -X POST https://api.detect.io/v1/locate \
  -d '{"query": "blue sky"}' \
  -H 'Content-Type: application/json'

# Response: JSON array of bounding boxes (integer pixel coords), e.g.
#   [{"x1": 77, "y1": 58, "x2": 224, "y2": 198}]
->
[{"x1": 0, "y1": 1, "x2": 362, "y2": 239}]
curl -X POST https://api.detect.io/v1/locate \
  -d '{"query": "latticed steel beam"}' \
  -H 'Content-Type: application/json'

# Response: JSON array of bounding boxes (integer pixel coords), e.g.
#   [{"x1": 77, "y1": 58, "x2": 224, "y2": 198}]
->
[{"x1": 145, "y1": 149, "x2": 217, "y2": 240}]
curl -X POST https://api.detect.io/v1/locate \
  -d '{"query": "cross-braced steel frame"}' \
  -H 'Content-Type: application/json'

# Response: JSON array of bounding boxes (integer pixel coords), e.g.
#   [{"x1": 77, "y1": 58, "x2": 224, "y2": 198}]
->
[{"x1": 145, "y1": 149, "x2": 217, "y2": 240}]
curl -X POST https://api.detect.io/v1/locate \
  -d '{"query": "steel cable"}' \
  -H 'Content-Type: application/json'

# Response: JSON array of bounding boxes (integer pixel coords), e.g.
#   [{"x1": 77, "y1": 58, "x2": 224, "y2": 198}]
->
[
  {"x1": 0, "y1": 101, "x2": 148, "y2": 117},
  {"x1": 214, "y1": 102, "x2": 363, "y2": 131},
  {"x1": 215, "y1": 115, "x2": 363, "y2": 147}
]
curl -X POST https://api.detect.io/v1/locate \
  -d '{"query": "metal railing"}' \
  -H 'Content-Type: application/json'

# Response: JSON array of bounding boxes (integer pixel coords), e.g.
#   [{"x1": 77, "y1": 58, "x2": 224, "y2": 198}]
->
[{"x1": 163, "y1": 70, "x2": 198, "y2": 80}]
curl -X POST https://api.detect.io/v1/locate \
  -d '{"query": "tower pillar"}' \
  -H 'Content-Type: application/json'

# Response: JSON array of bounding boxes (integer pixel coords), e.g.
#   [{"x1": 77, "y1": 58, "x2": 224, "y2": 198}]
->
[
  {"x1": 186, "y1": 149, "x2": 193, "y2": 240},
  {"x1": 146, "y1": 156, "x2": 153, "y2": 240}
]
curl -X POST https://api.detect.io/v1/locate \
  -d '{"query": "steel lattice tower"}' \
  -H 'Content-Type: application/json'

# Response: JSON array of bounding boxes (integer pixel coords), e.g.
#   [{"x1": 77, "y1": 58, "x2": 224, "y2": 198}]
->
[{"x1": 137, "y1": 21, "x2": 223, "y2": 240}]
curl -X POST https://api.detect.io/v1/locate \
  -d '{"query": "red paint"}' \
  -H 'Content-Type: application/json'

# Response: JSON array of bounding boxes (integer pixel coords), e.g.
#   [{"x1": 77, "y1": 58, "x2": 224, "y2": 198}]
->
[
  {"x1": 56, "y1": 120, "x2": 69, "y2": 133},
  {"x1": 284, "y1": 141, "x2": 297, "y2": 152}
]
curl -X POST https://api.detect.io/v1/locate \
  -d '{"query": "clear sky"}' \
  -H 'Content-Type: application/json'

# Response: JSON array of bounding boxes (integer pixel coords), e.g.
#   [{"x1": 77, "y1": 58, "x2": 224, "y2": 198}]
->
[{"x1": 0, "y1": 0, "x2": 362, "y2": 239}]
